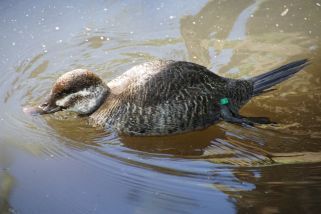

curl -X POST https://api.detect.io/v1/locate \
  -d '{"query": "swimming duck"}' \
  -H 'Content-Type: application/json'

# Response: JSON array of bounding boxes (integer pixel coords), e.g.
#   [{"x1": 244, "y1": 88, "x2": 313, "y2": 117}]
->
[{"x1": 25, "y1": 59, "x2": 308, "y2": 136}]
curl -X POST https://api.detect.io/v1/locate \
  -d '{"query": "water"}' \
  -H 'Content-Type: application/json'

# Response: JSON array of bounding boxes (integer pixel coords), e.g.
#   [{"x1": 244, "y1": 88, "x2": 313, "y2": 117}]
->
[{"x1": 1, "y1": 0, "x2": 321, "y2": 213}]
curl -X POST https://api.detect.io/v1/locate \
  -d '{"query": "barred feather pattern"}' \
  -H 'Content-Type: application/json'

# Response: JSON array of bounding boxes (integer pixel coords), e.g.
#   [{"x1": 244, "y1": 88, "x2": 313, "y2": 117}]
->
[{"x1": 89, "y1": 60, "x2": 253, "y2": 136}]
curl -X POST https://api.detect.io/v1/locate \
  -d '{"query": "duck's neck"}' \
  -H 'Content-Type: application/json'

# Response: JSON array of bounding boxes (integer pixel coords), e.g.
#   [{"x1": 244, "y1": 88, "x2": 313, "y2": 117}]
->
[
  {"x1": 88, "y1": 92, "x2": 122, "y2": 126},
  {"x1": 78, "y1": 83, "x2": 109, "y2": 116}
]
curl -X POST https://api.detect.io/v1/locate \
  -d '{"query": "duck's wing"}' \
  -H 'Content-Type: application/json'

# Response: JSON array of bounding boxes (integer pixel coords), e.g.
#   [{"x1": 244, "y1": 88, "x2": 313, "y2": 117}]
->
[{"x1": 118, "y1": 60, "x2": 226, "y2": 106}]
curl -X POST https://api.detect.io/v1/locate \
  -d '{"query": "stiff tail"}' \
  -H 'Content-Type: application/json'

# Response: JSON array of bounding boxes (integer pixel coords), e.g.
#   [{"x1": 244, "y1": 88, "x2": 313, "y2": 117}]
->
[{"x1": 251, "y1": 59, "x2": 309, "y2": 96}]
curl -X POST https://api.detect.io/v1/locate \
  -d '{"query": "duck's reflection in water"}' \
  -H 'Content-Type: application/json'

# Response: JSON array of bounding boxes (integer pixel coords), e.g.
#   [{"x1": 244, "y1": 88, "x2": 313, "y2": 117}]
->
[{"x1": 43, "y1": 111, "x2": 321, "y2": 212}]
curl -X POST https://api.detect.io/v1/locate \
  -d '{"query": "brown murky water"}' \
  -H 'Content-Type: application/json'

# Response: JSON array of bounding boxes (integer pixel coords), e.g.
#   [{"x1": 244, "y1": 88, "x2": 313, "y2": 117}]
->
[{"x1": 1, "y1": 0, "x2": 321, "y2": 213}]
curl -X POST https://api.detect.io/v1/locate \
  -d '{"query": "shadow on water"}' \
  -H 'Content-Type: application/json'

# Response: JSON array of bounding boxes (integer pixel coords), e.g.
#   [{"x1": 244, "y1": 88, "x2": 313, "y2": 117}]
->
[
  {"x1": 0, "y1": 171, "x2": 14, "y2": 214},
  {"x1": 0, "y1": 145, "x2": 15, "y2": 214},
  {"x1": 1, "y1": 0, "x2": 321, "y2": 213}
]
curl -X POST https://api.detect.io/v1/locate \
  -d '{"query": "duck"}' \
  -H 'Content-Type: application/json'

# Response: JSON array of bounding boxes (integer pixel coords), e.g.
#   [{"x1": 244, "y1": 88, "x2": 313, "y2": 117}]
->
[{"x1": 24, "y1": 59, "x2": 309, "y2": 136}]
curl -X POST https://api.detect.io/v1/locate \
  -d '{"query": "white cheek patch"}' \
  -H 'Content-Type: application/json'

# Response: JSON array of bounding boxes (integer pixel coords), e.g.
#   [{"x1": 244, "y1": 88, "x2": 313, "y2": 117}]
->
[
  {"x1": 69, "y1": 98, "x2": 96, "y2": 114},
  {"x1": 56, "y1": 86, "x2": 106, "y2": 114},
  {"x1": 56, "y1": 90, "x2": 91, "y2": 107}
]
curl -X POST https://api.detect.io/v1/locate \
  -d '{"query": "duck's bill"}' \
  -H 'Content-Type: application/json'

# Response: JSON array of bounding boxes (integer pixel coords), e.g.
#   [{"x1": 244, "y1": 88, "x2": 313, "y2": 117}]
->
[{"x1": 23, "y1": 105, "x2": 62, "y2": 116}]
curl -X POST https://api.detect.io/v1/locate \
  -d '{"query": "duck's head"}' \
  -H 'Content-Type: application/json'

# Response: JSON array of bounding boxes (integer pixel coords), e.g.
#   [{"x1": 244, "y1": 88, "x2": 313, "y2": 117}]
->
[{"x1": 25, "y1": 69, "x2": 109, "y2": 115}]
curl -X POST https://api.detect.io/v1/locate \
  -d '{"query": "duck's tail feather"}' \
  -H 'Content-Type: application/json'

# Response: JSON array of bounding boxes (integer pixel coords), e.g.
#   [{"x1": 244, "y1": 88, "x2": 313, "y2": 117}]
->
[{"x1": 251, "y1": 59, "x2": 309, "y2": 96}]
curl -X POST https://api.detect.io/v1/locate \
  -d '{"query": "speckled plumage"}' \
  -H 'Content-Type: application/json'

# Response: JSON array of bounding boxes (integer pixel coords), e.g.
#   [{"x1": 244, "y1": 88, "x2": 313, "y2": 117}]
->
[{"x1": 89, "y1": 60, "x2": 253, "y2": 135}]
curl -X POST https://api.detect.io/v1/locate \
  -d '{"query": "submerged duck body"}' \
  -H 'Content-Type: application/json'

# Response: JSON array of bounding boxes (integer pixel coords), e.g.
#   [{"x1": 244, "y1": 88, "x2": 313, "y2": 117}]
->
[{"x1": 27, "y1": 59, "x2": 308, "y2": 136}]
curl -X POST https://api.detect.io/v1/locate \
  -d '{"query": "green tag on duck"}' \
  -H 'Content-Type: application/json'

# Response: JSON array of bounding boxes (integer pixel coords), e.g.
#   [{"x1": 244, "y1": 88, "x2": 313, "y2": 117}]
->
[{"x1": 219, "y1": 98, "x2": 229, "y2": 105}]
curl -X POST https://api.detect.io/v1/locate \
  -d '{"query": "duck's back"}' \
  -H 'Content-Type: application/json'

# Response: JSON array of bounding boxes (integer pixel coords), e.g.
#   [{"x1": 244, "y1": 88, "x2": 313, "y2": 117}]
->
[
  {"x1": 108, "y1": 60, "x2": 225, "y2": 104},
  {"x1": 93, "y1": 60, "x2": 253, "y2": 135}
]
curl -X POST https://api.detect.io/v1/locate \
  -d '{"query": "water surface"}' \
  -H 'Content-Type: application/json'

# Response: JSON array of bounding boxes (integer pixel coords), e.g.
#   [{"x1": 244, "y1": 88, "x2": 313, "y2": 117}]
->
[{"x1": 1, "y1": 0, "x2": 321, "y2": 213}]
